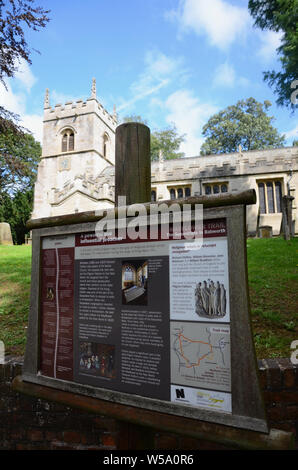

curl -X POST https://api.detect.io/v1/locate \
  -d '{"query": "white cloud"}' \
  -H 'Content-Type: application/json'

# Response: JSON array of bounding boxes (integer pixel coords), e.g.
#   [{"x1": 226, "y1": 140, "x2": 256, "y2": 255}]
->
[
  {"x1": 169, "y1": 0, "x2": 251, "y2": 50},
  {"x1": 212, "y1": 62, "x2": 250, "y2": 88},
  {"x1": 118, "y1": 50, "x2": 187, "y2": 113},
  {"x1": 0, "y1": 65, "x2": 43, "y2": 143},
  {"x1": 284, "y1": 124, "x2": 298, "y2": 142},
  {"x1": 0, "y1": 81, "x2": 26, "y2": 115},
  {"x1": 165, "y1": 89, "x2": 218, "y2": 156},
  {"x1": 14, "y1": 59, "x2": 37, "y2": 91},
  {"x1": 213, "y1": 62, "x2": 236, "y2": 87},
  {"x1": 257, "y1": 30, "x2": 283, "y2": 62}
]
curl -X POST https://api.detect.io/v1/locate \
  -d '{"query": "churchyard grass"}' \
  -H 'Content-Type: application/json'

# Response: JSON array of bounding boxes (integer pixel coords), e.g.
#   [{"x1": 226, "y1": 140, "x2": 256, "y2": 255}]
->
[
  {"x1": 247, "y1": 237, "x2": 297, "y2": 358},
  {"x1": 0, "y1": 238, "x2": 297, "y2": 358},
  {"x1": 0, "y1": 245, "x2": 32, "y2": 356}
]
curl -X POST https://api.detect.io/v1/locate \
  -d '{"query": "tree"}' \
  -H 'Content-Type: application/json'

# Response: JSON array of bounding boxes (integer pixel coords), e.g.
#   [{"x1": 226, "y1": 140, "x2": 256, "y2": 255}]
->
[
  {"x1": 0, "y1": 129, "x2": 40, "y2": 244},
  {"x1": 200, "y1": 97, "x2": 285, "y2": 155},
  {"x1": 150, "y1": 126, "x2": 185, "y2": 161},
  {"x1": 0, "y1": 0, "x2": 50, "y2": 133},
  {"x1": 122, "y1": 115, "x2": 148, "y2": 125},
  {"x1": 248, "y1": 0, "x2": 298, "y2": 111},
  {"x1": 0, "y1": 188, "x2": 33, "y2": 244},
  {"x1": 0, "y1": 131, "x2": 41, "y2": 195},
  {"x1": 122, "y1": 116, "x2": 185, "y2": 161}
]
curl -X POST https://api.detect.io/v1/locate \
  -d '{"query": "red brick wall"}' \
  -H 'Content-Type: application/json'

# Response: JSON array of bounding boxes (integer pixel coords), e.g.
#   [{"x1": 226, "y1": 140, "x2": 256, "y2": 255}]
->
[{"x1": 0, "y1": 357, "x2": 297, "y2": 450}]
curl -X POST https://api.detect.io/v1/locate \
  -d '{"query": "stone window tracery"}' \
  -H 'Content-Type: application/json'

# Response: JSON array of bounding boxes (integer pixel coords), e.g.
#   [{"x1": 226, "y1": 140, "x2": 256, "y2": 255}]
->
[
  {"x1": 168, "y1": 186, "x2": 191, "y2": 199},
  {"x1": 204, "y1": 182, "x2": 229, "y2": 195},
  {"x1": 257, "y1": 180, "x2": 282, "y2": 214},
  {"x1": 61, "y1": 129, "x2": 75, "y2": 152}
]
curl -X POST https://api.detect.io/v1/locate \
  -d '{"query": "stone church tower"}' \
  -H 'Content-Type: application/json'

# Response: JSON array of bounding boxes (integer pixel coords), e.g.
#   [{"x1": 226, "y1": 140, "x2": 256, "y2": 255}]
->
[{"x1": 31, "y1": 79, "x2": 117, "y2": 219}]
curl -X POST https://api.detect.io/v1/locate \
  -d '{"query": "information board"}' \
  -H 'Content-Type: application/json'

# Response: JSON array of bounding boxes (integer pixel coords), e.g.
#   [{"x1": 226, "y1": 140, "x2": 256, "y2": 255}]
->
[{"x1": 40, "y1": 218, "x2": 232, "y2": 414}]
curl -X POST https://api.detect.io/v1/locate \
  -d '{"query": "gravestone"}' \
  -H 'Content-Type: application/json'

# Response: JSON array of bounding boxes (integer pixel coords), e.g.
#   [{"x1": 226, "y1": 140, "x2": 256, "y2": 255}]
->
[
  {"x1": 0, "y1": 222, "x2": 13, "y2": 245},
  {"x1": 258, "y1": 225, "x2": 273, "y2": 238}
]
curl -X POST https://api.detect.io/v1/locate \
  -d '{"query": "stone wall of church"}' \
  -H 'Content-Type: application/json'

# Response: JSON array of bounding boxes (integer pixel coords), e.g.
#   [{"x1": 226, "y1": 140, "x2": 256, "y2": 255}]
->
[{"x1": 151, "y1": 146, "x2": 298, "y2": 236}]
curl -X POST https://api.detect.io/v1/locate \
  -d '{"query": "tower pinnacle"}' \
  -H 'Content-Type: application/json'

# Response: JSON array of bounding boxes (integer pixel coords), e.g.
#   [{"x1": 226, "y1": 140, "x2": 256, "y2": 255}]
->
[
  {"x1": 44, "y1": 88, "x2": 50, "y2": 108},
  {"x1": 91, "y1": 78, "x2": 96, "y2": 99}
]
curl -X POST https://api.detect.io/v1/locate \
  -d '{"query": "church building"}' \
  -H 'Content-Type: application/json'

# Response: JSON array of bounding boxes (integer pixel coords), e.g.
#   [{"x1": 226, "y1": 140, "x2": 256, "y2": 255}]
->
[{"x1": 32, "y1": 80, "x2": 298, "y2": 237}]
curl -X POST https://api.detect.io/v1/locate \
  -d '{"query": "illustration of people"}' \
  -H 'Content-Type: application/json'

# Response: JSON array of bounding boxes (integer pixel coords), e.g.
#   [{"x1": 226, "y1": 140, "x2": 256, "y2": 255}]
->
[
  {"x1": 201, "y1": 280, "x2": 209, "y2": 313},
  {"x1": 220, "y1": 283, "x2": 226, "y2": 315},
  {"x1": 209, "y1": 280, "x2": 216, "y2": 315},
  {"x1": 195, "y1": 282, "x2": 203, "y2": 315},
  {"x1": 215, "y1": 281, "x2": 221, "y2": 315},
  {"x1": 195, "y1": 279, "x2": 227, "y2": 318}
]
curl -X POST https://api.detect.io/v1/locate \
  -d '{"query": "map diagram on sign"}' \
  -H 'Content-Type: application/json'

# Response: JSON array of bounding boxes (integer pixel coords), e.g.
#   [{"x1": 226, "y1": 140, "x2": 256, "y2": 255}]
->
[{"x1": 171, "y1": 322, "x2": 231, "y2": 392}]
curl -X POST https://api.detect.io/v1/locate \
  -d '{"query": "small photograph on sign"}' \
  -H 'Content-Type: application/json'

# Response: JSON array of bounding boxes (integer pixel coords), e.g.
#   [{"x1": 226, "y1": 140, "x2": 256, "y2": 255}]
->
[
  {"x1": 79, "y1": 342, "x2": 115, "y2": 379},
  {"x1": 195, "y1": 280, "x2": 227, "y2": 319},
  {"x1": 122, "y1": 259, "x2": 148, "y2": 305}
]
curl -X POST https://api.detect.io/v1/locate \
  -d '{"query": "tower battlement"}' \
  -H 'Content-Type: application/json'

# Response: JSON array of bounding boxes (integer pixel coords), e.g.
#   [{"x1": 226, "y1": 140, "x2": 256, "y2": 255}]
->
[
  {"x1": 42, "y1": 79, "x2": 117, "y2": 160},
  {"x1": 44, "y1": 97, "x2": 118, "y2": 127},
  {"x1": 43, "y1": 79, "x2": 117, "y2": 127}
]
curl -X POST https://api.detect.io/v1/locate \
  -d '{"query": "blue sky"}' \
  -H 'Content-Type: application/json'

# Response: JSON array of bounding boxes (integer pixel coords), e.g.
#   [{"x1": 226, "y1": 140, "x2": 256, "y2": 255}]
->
[{"x1": 1, "y1": 0, "x2": 297, "y2": 155}]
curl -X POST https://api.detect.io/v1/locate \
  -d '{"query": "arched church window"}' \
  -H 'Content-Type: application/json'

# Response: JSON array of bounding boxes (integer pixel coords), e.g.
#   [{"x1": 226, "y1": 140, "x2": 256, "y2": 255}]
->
[
  {"x1": 177, "y1": 188, "x2": 183, "y2": 198},
  {"x1": 62, "y1": 134, "x2": 68, "y2": 152},
  {"x1": 68, "y1": 132, "x2": 74, "y2": 151},
  {"x1": 61, "y1": 130, "x2": 75, "y2": 152},
  {"x1": 103, "y1": 133, "x2": 110, "y2": 158}
]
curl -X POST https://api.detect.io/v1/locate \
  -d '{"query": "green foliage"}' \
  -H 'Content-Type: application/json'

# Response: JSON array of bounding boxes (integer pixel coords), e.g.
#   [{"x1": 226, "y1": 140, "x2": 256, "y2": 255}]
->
[
  {"x1": 0, "y1": 130, "x2": 40, "y2": 244},
  {"x1": 122, "y1": 115, "x2": 148, "y2": 125},
  {"x1": 0, "y1": 0, "x2": 50, "y2": 133},
  {"x1": 150, "y1": 126, "x2": 185, "y2": 161},
  {"x1": 248, "y1": 0, "x2": 298, "y2": 111},
  {"x1": 0, "y1": 131, "x2": 41, "y2": 194},
  {"x1": 200, "y1": 97, "x2": 285, "y2": 155},
  {"x1": 0, "y1": 189, "x2": 33, "y2": 244},
  {"x1": 293, "y1": 139, "x2": 298, "y2": 146},
  {"x1": 122, "y1": 115, "x2": 185, "y2": 161}
]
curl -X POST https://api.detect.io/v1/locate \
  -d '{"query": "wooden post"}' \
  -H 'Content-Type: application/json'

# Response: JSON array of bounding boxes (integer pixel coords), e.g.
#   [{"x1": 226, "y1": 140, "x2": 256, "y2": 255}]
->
[
  {"x1": 115, "y1": 122, "x2": 151, "y2": 206},
  {"x1": 282, "y1": 195, "x2": 294, "y2": 240}
]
